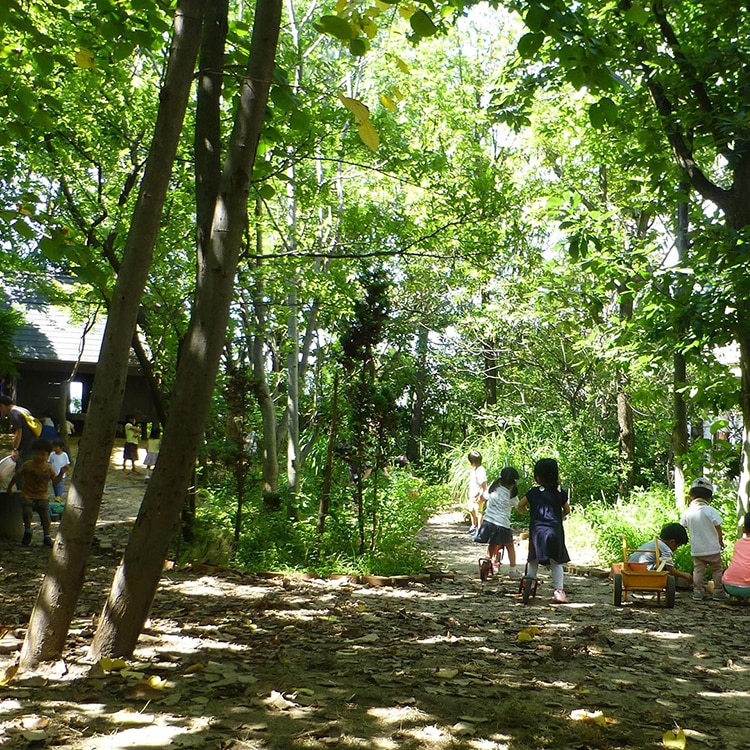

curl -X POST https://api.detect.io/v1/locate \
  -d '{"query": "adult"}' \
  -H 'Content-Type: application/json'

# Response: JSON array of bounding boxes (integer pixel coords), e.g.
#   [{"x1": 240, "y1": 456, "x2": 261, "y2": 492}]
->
[{"x1": 0, "y1": 394, "x2": 38, "y2": 466}]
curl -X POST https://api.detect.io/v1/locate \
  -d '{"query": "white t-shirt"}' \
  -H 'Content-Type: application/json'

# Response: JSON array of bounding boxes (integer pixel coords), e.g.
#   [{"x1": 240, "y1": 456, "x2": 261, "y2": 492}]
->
[
  {"x1": 680, "y1": 501, "x2": 722, "y2": 557},
  {"x1": 468, "y1": 465, "x2": 487, "y2": 503},
  {"x1": 49, "y1": 451, "x2": 71, "y2": 475},
  {"x1": 628, "y1": 538, "x2": 674, "y2": 570},
  {"x1": 483, "y1": 485, "x2": 517, "y2": 527}
]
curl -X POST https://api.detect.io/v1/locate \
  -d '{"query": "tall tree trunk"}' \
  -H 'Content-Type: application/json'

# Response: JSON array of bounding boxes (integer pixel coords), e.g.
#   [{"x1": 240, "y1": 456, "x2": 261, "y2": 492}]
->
[
  {"x1": 407, "y1": 324, "x2": 428, "y2": 464},
  {"x1": 672, "y1": 183, "x2": 690, "y2": 508},
  {"x1": 20, "y1": 0, "x2": 206, "y2": 669},
  {"x1": 249, "y1": 200, "x2": 279, "y2": 499},
  {"x1": 286, "y1": 165, "x2": 300, "y2": 511},
  {"x1": 89, "y1": 0, "x2": 282, "y2": 659},
  {"x1": 317, "y1": 372, "x2": 339, "y2": 538},
  {"x1": 616, "y1": 292, "x2": 635, "y2": 500}
]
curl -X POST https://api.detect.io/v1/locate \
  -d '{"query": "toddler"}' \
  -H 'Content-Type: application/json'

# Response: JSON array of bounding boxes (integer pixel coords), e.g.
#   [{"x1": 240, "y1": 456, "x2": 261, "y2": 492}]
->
[
  {"x1": 721, "y1": 513, "x2": 750, "y2": 599},
  {"x1": 473, "y1": 467, "x2": 522, "y2": 579},
  {"x1": 517, "y1": 458, "x2": 570, "y2": 603},
  {"x1": 7, "y1": 438, "x2": 65, "y2": 547},
  {"x1": 680, "y1": 477, "x2": 725, "y2": 601},
  {"x1": 48, "y1": 438, "x2": 71, "y2": 500},
  {"x1": 466, "y1": 450, "x2": 487, "y2": 534},
  {"x1": 144, "y1": 424, "x2": 161, "y2": 480},
  {"x1": 628, "y1": 522, "x2": 693, "y2": 585}
]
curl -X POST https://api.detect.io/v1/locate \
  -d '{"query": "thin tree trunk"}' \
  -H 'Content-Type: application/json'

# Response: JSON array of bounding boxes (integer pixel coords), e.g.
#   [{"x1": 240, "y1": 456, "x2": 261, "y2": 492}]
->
[
  {"x1": 317, "y1": 372, "x2": 339, "y2": 538},
  {"x1": 20, "y1": 0, "x2": 206, "y2": 669},
  {"x1": 89, "y1": 0, "x2": 282, "y2": 659},
  {"x1": 617, "y1": 292, "x2": 635, "y2": 500},
  {"x1": 407, "y1": 324, "x2": 428, "y2": 464},
  {"x1": 672, "y1": 184, "x2": 690, "y2": 508},
  {"x1": 249, "y1": 200, "x2": 279, "y2": 498}
]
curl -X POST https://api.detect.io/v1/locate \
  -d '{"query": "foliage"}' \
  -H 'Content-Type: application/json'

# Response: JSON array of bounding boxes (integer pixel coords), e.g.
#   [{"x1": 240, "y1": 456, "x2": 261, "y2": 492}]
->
[{"x1": 187, "y1": 464, "x2": 445, "y2": 576}]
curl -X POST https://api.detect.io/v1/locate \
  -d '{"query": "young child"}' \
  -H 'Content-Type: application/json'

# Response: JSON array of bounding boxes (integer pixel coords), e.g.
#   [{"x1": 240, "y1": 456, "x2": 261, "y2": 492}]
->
[
  {"x1": 516, "y1": 458, "x2": 570, "y2": 603},
  {"x1": 7, "y1": 438, "x2": 65, "y2": 547},
  {"x1": 48, "y1": 438, "x2": 71, "y2": 501},
  {"x1": 123, "y1": 415, "x2": 142, "y2": 473},
  {"x1": 680, "y1": 477, "x2": 725, "y2": 601},
  {"x1": 628, "y1": 523, "x2": 693, "y2": 585},
  {"x1": 473, "y1": 467, "x2": 522, "y2": 578},
  {"x1": 143, "y1": 424, "x2": 161, "y2": 480},
  {"x1": 467, "y1": 450, "x2": 487, "y2": 534},
  {"x1": 721, "y1": 513, "x2": 750, "y2": 599}
]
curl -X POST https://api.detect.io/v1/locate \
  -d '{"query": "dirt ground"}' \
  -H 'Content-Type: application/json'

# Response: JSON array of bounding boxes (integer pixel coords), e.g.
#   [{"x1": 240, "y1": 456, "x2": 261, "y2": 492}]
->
[{"x1": 1, "y1": 448, "x2": 750, "y2": 749}]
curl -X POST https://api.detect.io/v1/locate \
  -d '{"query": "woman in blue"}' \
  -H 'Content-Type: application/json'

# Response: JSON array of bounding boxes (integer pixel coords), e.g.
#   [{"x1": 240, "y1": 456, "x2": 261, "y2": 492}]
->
[{"x1": 517, "y1": 458, "x2": 571, "y2": 603}]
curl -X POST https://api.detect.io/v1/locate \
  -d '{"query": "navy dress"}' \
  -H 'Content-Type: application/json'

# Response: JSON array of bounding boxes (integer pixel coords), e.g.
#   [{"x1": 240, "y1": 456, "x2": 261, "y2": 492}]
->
[{"x1": 526, "y1": 486, "x2": 570, "y2": 565}]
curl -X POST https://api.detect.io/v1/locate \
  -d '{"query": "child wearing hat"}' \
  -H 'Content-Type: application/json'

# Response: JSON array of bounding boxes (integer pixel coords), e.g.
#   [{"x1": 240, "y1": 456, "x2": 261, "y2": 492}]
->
[{"x1": 680, "y1": 477, "x2": 725, "y2": 601}]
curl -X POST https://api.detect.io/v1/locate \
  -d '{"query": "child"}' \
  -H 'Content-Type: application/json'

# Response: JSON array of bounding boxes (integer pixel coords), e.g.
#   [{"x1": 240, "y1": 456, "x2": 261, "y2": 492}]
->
[
  {"x1": 467, "y1": 450, "x2": 487, "y2": 534},
  {"x1": 7, "y1": 438, "x2": 65, "y2": 547},
  {"x1": 516, "y1": 458, "x2": 570, "y2": 603},
  {"x1": 680, "y1": 477, "x2": 725, "y2": 601},
  {"x1": 48, "y1": 438, "x2": 71, "y2": 501},
  {"x1": 628, "y1": 523, "x2": 693, "y2": 585},
  {"x1": 721, "y1": 513, "x2": 750, "y2": 599},
  {"x1": 123, "y1": 415, "x2": 142, "y2": 473},
  {"x1": 474, "y1": 467, "x2": 522, "y2": 578},
  {"x1": 143, "y1": 424, "x2": 161, "y2": 480}
]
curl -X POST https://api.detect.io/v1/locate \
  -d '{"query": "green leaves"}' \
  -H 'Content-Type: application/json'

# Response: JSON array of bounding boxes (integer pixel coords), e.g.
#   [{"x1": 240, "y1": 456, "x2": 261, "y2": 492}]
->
[
  {"x1": 517, "y1": 32, "x2": 545, "y2": 59},
  {"x1": 588, "y1": 97, "x2": 618, "y2": 128},
  {"x1": 315, "y1": 15, "x2": 354, "y2": 41},
  {"x1": 409, "y1": 9, "x2": 438, "y2": 38}
]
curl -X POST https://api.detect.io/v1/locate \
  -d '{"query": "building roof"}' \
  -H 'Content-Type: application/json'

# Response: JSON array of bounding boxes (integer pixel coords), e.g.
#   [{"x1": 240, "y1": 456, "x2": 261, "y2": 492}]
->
[{"x1": 13, "y1": 303, "x2": 106, "y2": 364}]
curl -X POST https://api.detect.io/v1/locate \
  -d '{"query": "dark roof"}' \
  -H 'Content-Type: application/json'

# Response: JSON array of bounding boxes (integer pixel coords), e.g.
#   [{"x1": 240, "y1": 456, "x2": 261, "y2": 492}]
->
[{"x1": 13, "y1": 304, "x2": 106, "y2": 365}]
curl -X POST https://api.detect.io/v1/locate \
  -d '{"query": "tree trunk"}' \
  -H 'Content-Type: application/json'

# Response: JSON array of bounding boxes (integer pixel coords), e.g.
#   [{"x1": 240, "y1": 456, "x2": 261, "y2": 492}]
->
[
  {"x1": 407, "y1": 324, "x2": 428, "y2": 464},
  {"x1": 89, "y1": 0, "x2": 282, "y2": 659},
  {"x1": 20, "y1": 0, "x2": 206, "y2": 669},
  {"x1": 672, "y1": 184, "x2": 690, "y2": 508},
  {"x1": 616, "y1": 291, "x2": 635, "y2": 500},
  {"x1": 673, "y1": 351, "x2": 689, "y2": 508},
  {"x1": 249, "y1": 201, "x2": 279, "y2": 498},
  {"x1": 317, "y1": 372, "x2": 339, "y2": 538}
]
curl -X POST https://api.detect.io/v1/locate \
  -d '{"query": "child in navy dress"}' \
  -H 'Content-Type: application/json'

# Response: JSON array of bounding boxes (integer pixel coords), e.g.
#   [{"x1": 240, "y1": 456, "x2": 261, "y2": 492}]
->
[{"x1": 516, "y1": 458, "x2": 571, "y2": 603}]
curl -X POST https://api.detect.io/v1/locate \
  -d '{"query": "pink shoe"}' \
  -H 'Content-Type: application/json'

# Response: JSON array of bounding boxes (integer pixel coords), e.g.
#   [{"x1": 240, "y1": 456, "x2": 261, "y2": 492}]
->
[{"x1": 553, "y1": 589, "x2": 568, "y2": 603}]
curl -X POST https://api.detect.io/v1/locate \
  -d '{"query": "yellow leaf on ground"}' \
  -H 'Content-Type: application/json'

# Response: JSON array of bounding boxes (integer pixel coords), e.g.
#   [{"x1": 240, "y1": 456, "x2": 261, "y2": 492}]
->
[
  {"x1": 570, "y1": 709, "x2": 608, "y2": 726},
  {"x1": 99, "y1": 657, "x2": 128, "y2": 672},
  {"x1": 147, "y1": 675, "x2": 167, "y2": 690},
  {"x1": 663, "y1": 727, "x2": 687, "y2": 749},
  {"x1": 0, "y1": 664, "x2": 18, "y2": 686},
  {"x1": 435, "y1": 668, "x2": 458, "y2": 680},
  {"x1": 517, "y1": 631, "x2": 533, "y2": 642}
]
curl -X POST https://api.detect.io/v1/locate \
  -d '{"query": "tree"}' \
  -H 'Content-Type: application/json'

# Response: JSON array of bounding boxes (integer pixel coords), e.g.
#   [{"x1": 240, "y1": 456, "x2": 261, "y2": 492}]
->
[
  {"x1": 20, "y1": 0, "x2": 207, "y2": 669},
  {"x1": 90, "y1": 0, "x2": 282, "y2": 658}
]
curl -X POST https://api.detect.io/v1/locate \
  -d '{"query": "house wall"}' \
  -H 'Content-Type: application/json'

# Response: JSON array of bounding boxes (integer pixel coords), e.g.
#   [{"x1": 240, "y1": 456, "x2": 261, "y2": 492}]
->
[{"x1": 11, "y1": 365, "x2": 157, "y2": 433}]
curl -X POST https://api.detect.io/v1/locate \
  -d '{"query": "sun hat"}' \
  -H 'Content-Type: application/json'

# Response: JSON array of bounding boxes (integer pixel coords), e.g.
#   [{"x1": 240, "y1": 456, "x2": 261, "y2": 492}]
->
[{"x1": 690, "y1": 477, "x2": 714, "y2": 494}]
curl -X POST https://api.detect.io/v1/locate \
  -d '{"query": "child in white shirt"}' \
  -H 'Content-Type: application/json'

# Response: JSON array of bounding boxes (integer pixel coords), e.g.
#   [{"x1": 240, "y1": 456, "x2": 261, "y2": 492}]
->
[{"x1": 473, "y1": 467, "x2": 521, "y2": 578}]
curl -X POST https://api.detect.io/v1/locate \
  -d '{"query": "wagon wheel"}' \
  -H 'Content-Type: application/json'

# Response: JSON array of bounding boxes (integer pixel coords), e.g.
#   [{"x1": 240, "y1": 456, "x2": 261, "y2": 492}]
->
[
  {"x1": 665, "y1": 575, "x2": 676, "y2": 608},
  {"x1": 522, "y1": 576, "x2": 534, "y2": 604},
  {"x1": 613, "y1": 573, "x2": 623, "y2": 606}
]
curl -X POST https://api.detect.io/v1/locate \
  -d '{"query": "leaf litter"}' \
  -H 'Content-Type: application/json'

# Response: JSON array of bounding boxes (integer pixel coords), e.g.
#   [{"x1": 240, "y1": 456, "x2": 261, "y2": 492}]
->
[{"x1": 1, "y1": 498, "x2": 750, "y2": 747}]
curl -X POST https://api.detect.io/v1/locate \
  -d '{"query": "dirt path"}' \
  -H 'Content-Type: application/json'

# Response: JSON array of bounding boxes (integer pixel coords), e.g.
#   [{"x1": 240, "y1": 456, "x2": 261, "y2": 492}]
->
[{"x1": 1, "y1": 489, "x2": 750, "y2": 749}]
